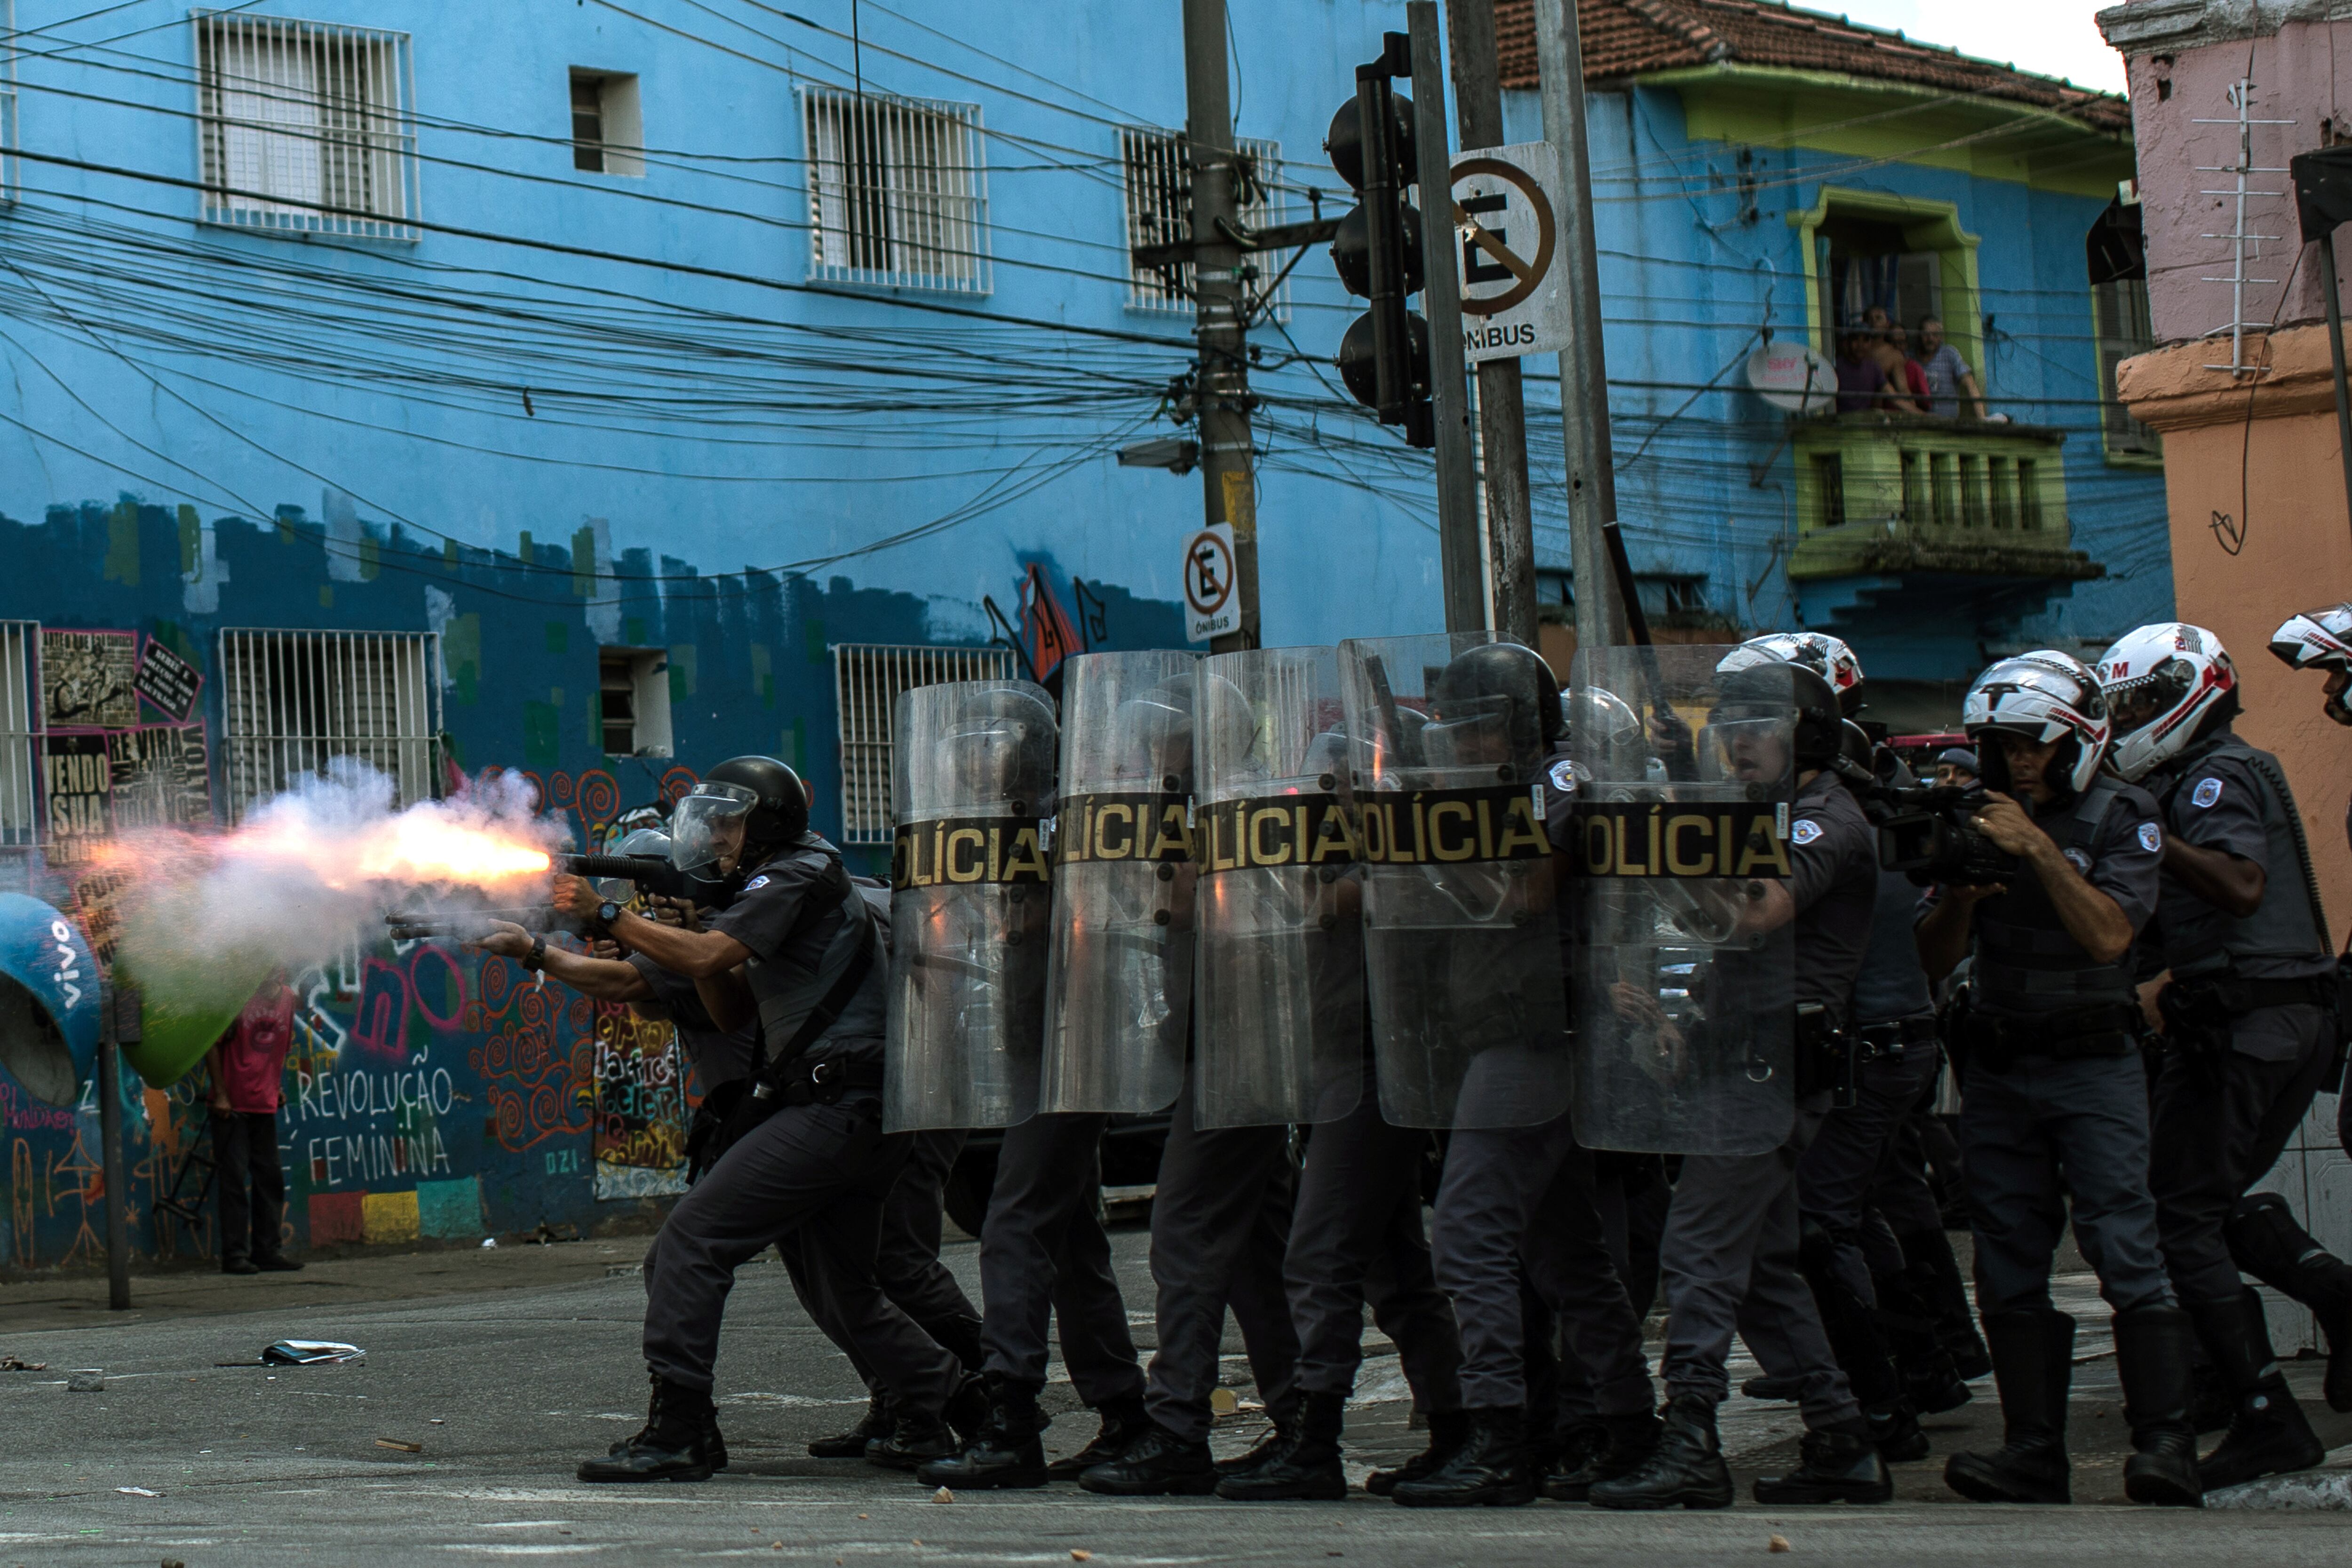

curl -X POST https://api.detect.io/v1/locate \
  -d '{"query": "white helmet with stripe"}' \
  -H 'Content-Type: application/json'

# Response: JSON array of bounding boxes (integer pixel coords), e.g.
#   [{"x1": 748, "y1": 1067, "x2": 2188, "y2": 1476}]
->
[
  {"x1": 2095, "y1": 623, "x2": 2240, "y2": 783},
  {"x1": 1962, "y1": 650, "x2": 2112, "y2": 797},
  {"x1": 1718, "y1": 632, "x2": 1867, "y2": 716}
]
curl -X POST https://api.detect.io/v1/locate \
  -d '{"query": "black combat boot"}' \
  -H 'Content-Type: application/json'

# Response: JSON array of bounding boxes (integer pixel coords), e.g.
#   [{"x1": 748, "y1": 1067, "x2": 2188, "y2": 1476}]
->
[
  {"x1": 1390, "y1": 1406, "x2": 1534, "y2": 1508},
  {"x1": 1364, "y1": 1409, "x2": 1468, "y2": 1496},
  {"x1": 2110, "y1": 1305, "x2": 2203, "y2": 1506},
  {"x1": 1536, "y1": 1420, "x2": 1608, "y2": 1500},
  {"x1": 1739, "y1": 1375, "x2": 1802, "y2": 1402},
  {"x1": 808, "y1": 1389, "x2": 892, "y2": 1458},
  {"x1": 1866, "y1": 1398, "x2": 1929, "y2": 1463},
  {"x1": 1218, "y1": 1389, "x2": 1348, "y2": 1500},
  {"x1": 866, "y1": 1405, "x2": 959, "y2": 1471},
  {"x1": 1875, "y1": 1263, "x2": 1973, "y2": 1414},
  {"x1": 2186, "y1": 1289, "x2": 2325, "y2": 1492},
  {"x1": 1046, "y1": 1393, "x2": 1151, "y2": 1479},
  {"x1": 579, "y1": 1376, "x2": 718, "y2": 1483},
  {"x1": 1214, "y1": 1402, "x2": 1299, "y2": 1477},
  {"x1": 1943, "y1": 1308, "x2": 2074, "y2": 1504},
  {"x1": 1077, "y1": 1420, "x2": 1220, "y2": 1496},
  {"x1": 1896, "y1": 1228, "x2": 1993, "y2": 1382},
  {"x1": 916, "y1": 1374, "x2": 1049, "y2": 1490},
  {"x1": 1587, "y1": 1394, "x2": 1734, "y2": 1511},
  {"x1": 2226, "y1": 1192, "x2": 2352, "y2": 1413},
  {"x1": 946, "y1": 1371, "x2": 992, "y2": 1442},
  {"x1": 1753, "y1": 1422, "x2": 1894, "y2": 1505},
  {"x1": 1542, "y1": 1408, "x2": 1661, "y2": 1502}
]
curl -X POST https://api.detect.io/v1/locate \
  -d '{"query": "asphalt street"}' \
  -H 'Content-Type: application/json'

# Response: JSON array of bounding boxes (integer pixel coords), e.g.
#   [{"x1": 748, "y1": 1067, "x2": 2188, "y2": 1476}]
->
[{"x1": 3, "y1": 1225, "x2": 2350, "y2": 1566}]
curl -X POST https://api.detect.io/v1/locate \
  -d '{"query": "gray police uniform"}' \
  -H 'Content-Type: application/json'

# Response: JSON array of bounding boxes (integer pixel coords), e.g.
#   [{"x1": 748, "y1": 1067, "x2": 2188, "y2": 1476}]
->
[
  {"x1": 1425, "y1": 749, "x2": 1653, "y2": 1417},
  {"x1": 626, "y1": 952, "x2": 755, "y2": 1088},
  {"x1": 977, "y1": 1111, "x2": 1147, "y2": 1410},
  {"x1": 638, "y1": 836, "x2": 958, "y2": 1418},
  {"x1": 1655, "y1": 769, "x2": 1874, "y2": 1428},
  {"x1": 2143, "y1": 730, "x2": 2337, "y2": 1305},
  {"x1": 1937, "y1": 779, "x2": 2172, "y2": 1316},
  {"x1": 1141, "y1": 1056, "x2": 1303, "y2": 1442}
]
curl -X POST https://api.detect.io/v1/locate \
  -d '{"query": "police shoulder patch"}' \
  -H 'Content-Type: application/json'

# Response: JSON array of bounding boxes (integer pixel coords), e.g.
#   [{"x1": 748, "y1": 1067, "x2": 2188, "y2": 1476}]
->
[
  {"x1": 1548, "y1": 758, "x2": 1577, "y2": 794},
  {"x1": 2064, "y1": 847, "x2": 2094, "y2": 874},
  {"x1": 2136, "y1": 821, "x2": 2163, "y2": 853},
  {"x1": 741, "y1": 874, "x2": 771, "y2": 891},
  {"x1": 2192, "y1": 777, "x2": 2224, "y2": 809},
  {"x1": 1790, "y1": 818, "x2": 1823, "y2": 846}
]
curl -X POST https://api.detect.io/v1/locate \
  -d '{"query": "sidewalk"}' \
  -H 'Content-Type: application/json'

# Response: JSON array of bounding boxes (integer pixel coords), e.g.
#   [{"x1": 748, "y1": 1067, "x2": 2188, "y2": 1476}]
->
[{"x1": 0, "y1": 1235, "x2": 652, "y2": 1335}]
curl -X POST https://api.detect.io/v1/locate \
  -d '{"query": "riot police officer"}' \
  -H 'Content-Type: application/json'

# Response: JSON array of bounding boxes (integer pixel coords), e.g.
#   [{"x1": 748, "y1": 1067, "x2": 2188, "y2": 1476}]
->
[
  {"x1": 562, "y1": 757, "x2": 967, "y2": 1482},
  {"x1": 1589, "y1": 661, "x2": 1891, "y2": 1510},
  {"x1": 2100, "y1": 623, "x2": 2335, "y2": 1484},
  {"x1": 1917, "y1": 654, "x2": 2201, "y2": 1506}
]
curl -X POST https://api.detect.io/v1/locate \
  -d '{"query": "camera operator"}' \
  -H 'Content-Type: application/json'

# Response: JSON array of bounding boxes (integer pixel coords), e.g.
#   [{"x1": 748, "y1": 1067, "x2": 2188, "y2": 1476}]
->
[
  {"x1": 542, "y1": 758, "x2": 964, "y2": 1484},
  {"x1": 2101, "y1": 624, "x2": 2342, "y2": 1480},
  {"x1": 1915, "y1": 652, "x2": 2200, "y2": 1508}
]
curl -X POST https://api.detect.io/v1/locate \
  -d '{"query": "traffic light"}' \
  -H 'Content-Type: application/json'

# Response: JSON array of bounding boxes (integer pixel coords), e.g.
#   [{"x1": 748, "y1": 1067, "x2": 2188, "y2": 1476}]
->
[{"x1": 1327, "y1": 33, "x2": 1433, "y2": 448}]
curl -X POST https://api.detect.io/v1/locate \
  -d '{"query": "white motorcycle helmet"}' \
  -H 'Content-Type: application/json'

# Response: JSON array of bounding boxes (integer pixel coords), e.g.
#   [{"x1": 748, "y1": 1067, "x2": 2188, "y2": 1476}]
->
[
  {"x1": 2095, "y1": 623, "x2": 2240, "y2": 783},
  {"x1": 2269, "y1": 602, "x2": 2352, "y2": 724},
  {"x1": 1718, "y1": 632, "x2": 1867, "y2": 716},
  {"x1": 1962, "y1": 650, "x2": 2112, "y2": 798}
]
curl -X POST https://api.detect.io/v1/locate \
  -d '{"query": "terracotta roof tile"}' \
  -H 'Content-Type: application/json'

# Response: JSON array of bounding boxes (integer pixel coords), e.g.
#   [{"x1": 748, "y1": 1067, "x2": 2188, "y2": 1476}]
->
[{"x1": 1494, "y1": 0, "x2": 2130, "y2": 134}]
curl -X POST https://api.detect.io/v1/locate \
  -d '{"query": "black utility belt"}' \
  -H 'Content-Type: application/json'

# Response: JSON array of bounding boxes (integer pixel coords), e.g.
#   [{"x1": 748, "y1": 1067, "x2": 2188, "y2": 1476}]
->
[
  {"x1": 750, "y1": 1054, "x2": 886, "y2": 1108},
  {"x1": 1856, "y1": 1015, "x2": 1939, "y2": 1054},
  {"x1": 2168, "y1": 973, "x2": 2334, "y2": 1013},
  {"x1": 1958, "y1": 1004, "x2": 2141, "y2": 1063}
]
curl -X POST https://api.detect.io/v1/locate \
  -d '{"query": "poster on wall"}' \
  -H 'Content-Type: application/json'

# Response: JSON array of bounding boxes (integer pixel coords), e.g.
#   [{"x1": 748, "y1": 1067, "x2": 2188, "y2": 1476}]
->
[
  {"x1": 41, "y1": 734, "x2": 112, "y2": 863},
  {"x1": 589, "y1": 1011, "x2": 690, "y2": 1200},
  {"x1": 107, "y1": 724, "x2": 210, "y2": 832},
  {"x1": 133, "y1": 641, "x2": 203, "y2": 723},
  {"x1": 41, "y1": 629, "x2": 139, "y2": 729}
]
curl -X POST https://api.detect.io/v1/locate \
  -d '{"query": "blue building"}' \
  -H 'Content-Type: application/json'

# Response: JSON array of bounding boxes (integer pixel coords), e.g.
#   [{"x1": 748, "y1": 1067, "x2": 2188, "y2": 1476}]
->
[{"x1": 0, "y1": 0, "x2": 2163, "y2": 1267}]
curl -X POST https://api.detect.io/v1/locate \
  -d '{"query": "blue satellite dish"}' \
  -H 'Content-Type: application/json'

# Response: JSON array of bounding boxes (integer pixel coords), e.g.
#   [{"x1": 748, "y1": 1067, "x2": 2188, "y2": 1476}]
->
[{"x1": 0, "y1": 893, "x2": 101, "y2": 1106}]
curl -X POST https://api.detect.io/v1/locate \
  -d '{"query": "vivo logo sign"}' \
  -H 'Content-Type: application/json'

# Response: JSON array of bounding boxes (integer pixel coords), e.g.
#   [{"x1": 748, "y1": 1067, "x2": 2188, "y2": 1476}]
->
[{"x1": 48, "y1": 919, "x2": 83, "y2": 1011}]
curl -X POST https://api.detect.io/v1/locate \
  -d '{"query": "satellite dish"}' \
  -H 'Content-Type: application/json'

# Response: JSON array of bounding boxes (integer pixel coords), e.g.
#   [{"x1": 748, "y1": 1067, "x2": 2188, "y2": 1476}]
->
[
  {"x1": 0, "y1": 894, "x2": 100, "y2": 1107},
  {"x1": 1746, "y1": 343, "x2": 1838, "y2": 416}
]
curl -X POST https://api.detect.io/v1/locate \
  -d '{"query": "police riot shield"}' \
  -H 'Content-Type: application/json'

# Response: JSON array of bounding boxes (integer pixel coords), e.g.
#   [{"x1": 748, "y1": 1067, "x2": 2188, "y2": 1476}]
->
[
  {"x1": 1192, "y1": 646, "x2": 1364, "y2": 1129},
  {"x1": 884, "y1": 679, "x2": 1058, "y2": 1132},
  {"x1": 1337, "y1": 632, "x2": 1570, "y2": 1130},
  {"x1": 1565, "y1": 645, "x2": 1796, "y2": 1156},
  {"x1": 1038, "y1": 649, "x2": 1200, "y2": 1115}
]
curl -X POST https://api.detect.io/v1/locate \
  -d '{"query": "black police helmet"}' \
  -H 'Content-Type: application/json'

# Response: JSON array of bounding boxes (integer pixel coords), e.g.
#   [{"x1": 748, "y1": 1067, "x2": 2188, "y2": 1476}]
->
[
  {"x1": 1430, "y1": 641, "x2": 1562, "y2": 758},
  {"x1": 704, "y1": 755, "x2": 810, "y2": 846},
  {"x1": 1710, "y1": 662, "x2": 1843, "y2": 770}
]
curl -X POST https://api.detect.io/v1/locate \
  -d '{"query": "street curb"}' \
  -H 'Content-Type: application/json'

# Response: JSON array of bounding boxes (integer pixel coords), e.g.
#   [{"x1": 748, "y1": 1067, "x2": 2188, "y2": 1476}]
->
[{"x1": 2202, "y1": 1446, "x2": 2352, "y2": 1511}]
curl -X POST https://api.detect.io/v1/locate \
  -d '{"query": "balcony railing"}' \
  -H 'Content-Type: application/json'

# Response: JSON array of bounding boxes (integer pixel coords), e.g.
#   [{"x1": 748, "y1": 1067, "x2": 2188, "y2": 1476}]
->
[{"x1": 1789, "y1": 415, "x2": 2101, "y2": 583}]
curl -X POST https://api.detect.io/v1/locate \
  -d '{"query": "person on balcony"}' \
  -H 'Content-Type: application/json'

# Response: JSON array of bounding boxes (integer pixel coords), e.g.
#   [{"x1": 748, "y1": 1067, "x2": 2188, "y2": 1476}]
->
[
  {"x1": 1916, "y1": 318, "x2": 1987, "y2": 420},
  {"x1": 1835, "y1": 327, "x2": 1887, "y2": 415}
]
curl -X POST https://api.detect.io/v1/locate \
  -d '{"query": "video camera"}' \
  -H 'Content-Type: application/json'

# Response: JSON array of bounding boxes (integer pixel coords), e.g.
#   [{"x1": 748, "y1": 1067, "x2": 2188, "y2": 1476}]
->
[{"x1": 1871, "y1": 783, "x2": 2018, "y2": 887}]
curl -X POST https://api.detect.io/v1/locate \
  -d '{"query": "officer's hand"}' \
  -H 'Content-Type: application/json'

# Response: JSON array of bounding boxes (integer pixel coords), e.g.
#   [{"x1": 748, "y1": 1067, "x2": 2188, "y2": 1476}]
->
[
  {"x1": 587, "y1": 936, "x2": 624, "y2": 961},
  {"x1": 548, "y1": 873, "x2": 599, "y2": 918},
  {"x1": 2138, "y1": 976, "x2": 2169, "y2": 1036},
  {"x1": 469, "y1": 919, "x2": 535, "y2": 959},
  {"x1": 646, "y1": 895, "x2": 701, "y2": 932},
  {"x1": 1970, "y1": 792, "x2": 2042, "y2": 856}
]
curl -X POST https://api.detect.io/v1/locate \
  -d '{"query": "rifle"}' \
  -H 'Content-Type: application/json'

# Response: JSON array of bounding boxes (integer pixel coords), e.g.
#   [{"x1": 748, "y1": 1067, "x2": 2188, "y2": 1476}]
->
[
  {"x1": 553, "y1": 853, "x2": 737, "y2": 911},
  {"x1": 385, "y1": 907, "x2": 566, "y2": 942}
]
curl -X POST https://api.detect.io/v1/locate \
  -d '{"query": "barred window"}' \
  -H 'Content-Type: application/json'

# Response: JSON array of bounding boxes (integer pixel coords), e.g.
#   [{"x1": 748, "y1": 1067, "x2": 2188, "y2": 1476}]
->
[
  {"x1": 0, "y1": 620, "x2": 35, "y2": 848},
  {"x1": 196, "y1": 11, "x2": 418, "y2": 240},
  {"x1": 217, "y1": 630, "x2": 441, "y2": 823},
  {"x1": 2094, "y1": 276, "x2": 2161, "y2": 458},
  {"x1": 803, "y1": 87, "x2": 988, "y2": 293},
  {"x1": 832, "y1": 644, "x2": 1017, "y2": 845},
  {"x1": 1120, "y1": 127, "x2": 1283, "y2": 314}
]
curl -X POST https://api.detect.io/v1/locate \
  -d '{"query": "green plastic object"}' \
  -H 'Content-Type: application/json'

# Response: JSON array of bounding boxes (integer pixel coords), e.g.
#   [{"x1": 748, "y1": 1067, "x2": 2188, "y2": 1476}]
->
[{"x1": 115, "y1": 947, "x2": 275, "y2": 1089}]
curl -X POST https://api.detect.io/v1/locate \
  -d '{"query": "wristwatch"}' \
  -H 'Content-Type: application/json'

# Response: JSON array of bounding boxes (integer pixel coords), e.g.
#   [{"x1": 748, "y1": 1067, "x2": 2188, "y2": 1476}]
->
[
  {"x1": 597, "y1": 900, "x2": 623, "y2": 927},
  {"x1": 523, "y1": 935, "x2": 548, "y2": 972}
]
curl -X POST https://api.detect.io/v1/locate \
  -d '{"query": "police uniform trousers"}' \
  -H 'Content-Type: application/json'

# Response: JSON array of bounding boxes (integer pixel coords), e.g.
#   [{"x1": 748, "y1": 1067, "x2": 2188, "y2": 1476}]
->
[
  {"x1": 1797, "y1": 1042, "x2": 1940, "y2": 1309},
  {"x1": 1657, "y1": 1104, "x2": 1863, "y2": 1429},
  {"x1": 778, "y1": 1127, "x2": 983, "y2": 1392},
  {"x1": 1432, "y1": 1111, "x2": 1653, "y2": 1415},
  {"x1": 1283, "y1": 1055, "x2": 1464, "y2": 1411},
  {"x1": 1862, "y1": 1114, "x2": 1949, "y2": 1243},
  {"x1": 1143, "y1": 1061, "x2": 1301, "y2": 1442},
  {"x1": 1960, "y1": 1051, "x2": 2172, "y2": 1316},
  {"x1": 977, "y1": 1111, "x2": 1146, "y2": 1407},
  {"x1": 642, "y1": 1094, "x2": 958, "y2": 1414},
  {"x1": 2149, "y1": 1005, "x2": 2335, "y2": 1305}
]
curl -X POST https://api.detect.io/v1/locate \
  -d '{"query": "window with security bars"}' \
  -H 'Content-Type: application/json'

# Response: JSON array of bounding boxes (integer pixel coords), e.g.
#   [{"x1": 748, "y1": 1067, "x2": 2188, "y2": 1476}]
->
[
  {"x1": 2094, "y1": 276, "x2": 2161, "y2": 458},
  {"x1": 0, "y1": 621, "x2": 37, "y2": 847},
  {"x1": 803, "y1": 87, "x2": 988, "y2": 293},
  {"x1": 1120, "y1": 127, "x2": 1283, "y2": 314},
  {"x1": 196, "y1": 11, "x2": 419, "y2": 239},
  {"x1": 833, "y1": 644, "x2": 1018, "y2": 845},
  {"x1": 218, "y1": 630, "x2": 441, "y2": 823}
]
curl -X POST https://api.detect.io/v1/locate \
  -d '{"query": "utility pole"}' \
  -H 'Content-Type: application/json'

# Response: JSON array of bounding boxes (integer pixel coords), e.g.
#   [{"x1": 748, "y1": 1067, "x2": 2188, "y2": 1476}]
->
[
  {"x1": 1405, "y1": 3, "x2": 1484, "y2": 635},
  {"x1": 1181, "y1": 0, "x2": 1259, "y2": 655},
  {"x1": 1444, "y1": 0, "x2": 1540, "y2": 649},
  {"x1": 1532, "y1": 0, "x2": 1629, "y2": 649},
  {"x1": 99, "y1": 984, "x2": 131, "y2": 1310}
]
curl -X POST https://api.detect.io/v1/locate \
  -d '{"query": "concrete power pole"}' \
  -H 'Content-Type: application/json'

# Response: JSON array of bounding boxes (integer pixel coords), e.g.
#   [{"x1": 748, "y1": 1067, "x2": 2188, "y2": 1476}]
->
[
  {"x1": 1181, "y1": 0, "x2": 1259, "y2": 655},
  {"x1": 1532, "y1": 0, "x2": 1629, "y2": 650},
  {"x1": 1444, "y1": 0, "x2": 1541, "y2": 651}
]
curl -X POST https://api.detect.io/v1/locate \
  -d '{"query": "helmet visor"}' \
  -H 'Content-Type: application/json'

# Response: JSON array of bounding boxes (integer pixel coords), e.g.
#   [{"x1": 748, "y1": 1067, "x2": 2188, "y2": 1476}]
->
[
  {"x1": 1697, "y1": 712, "x2": 1792, "y2": 786},
  {"x1": 1423, "y1": 693, "x2": 1516, "y2": 769},
  {"x1": 2106, "y1": 658, "x2": 2191, "y2": 741},
  {"x1": 670, "y1": 782, "x2": 757, "y2": 871}
]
